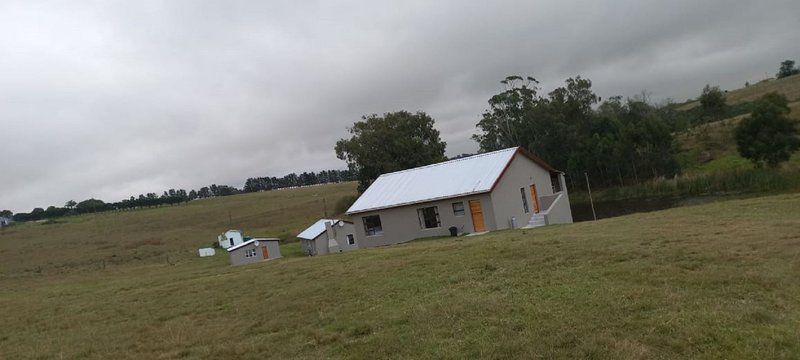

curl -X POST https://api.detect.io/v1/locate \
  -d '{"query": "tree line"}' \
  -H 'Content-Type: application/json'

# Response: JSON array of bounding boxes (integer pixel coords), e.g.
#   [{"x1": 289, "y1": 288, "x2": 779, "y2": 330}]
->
[
  {"x1": 335, "y1": 60, "x2": 799, "y2": 193},
  {"x1": 4, "y1": 169, "x2": 354, "y2": 223}
]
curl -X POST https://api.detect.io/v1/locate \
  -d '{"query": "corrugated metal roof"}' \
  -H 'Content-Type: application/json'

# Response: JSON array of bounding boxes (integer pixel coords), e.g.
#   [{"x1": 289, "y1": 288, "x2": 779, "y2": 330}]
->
[
  {"x1": 347, "y1": 147, "x2": 520, "y2": 214},
  {"x1": 227, "y1": 238, "x2": 280, "y2": 252},
  {"x1": 297, "y1": 219, "x2": 340, "y2": 240}
]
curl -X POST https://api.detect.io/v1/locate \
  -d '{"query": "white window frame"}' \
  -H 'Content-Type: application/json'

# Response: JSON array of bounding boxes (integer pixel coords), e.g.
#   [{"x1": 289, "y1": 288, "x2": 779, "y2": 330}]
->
[
  {"x1": 347, "y1": 234, "x2": 355, "y2": 245},
  {"x1": 417, "y1": 206, "x2": 441, "y2": 229},
  {"x1": 452, "y1": 202, "x2": 465, "y2": 216}
]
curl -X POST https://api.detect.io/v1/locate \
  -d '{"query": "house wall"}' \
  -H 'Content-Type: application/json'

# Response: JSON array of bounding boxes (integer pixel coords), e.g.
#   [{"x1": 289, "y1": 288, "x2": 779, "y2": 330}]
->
[
  {"x1": 312, "y1": 233, "x2": 330, "y2": 255},
  {"x1": 219, "y1": 230, "x2": 244, "y2": 249},
  {"x1": 489, "y1": 153, "x2": 556, "y2": 229},
  {"x1": 300, "y1": 239, "x2": 316, "y2": 256},
  {"x1": 328, "y1": 221, "x2": 358, "y2": 252},
  {"x1": 229, "y1": 241, "x2": 282, "y2": 266},
  {"x1": 301, "y1": 221, "x2": 358, "y2": 256},
  {"x1": 351, "y1": 193, "x2": 495, "y2": 248}
]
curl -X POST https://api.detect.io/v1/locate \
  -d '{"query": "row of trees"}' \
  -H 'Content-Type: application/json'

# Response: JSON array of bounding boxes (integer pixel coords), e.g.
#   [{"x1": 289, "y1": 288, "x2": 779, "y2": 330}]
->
[
  {"x1": 4, "y1": 169, "x2": 354, "y2": 223},
  {"x1": 243, "y1": 170, "x2": 354, "y2": 192}
]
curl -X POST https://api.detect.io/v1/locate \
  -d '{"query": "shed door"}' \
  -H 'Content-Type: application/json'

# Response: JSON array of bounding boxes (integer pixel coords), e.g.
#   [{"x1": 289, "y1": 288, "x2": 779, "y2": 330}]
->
[
  {"x1": 530, "y1": 184, "x2": 541, "y2": 213},
  {"x1": 262, "y1": 246, "x2": 270, "y2": 259},
  {"x1": 469, "y1": 200, "x2": 486, "y2": 232}
]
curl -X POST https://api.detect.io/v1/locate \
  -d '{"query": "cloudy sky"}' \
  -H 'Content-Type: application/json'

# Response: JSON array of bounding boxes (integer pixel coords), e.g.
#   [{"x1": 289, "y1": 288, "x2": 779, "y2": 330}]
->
[{"x1": 1, "y1": 1, "x2": 798, "y2": 212}]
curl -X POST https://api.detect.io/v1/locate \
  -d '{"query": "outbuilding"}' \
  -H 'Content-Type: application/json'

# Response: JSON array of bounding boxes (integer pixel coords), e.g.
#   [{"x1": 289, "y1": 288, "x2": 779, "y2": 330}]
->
[
  {"x1": 227, "y1": 238, "x2": 282, "y2": 266},
  {"x1": 218, "y1": 229, "x2": 245, "y2": 249},
  {"x1": 297, "y1": 219, "x2": 357, "y2": 256},
  {"x1": 346, "y1": 146, "x2": 573, "y2": 247}
]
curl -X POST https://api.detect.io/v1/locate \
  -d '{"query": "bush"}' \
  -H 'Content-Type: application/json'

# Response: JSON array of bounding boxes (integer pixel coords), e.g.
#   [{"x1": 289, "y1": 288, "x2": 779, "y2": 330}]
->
[
  {"x1": 735, "y1": 93, "x2": 799, "y2": 167},
  {"x1": 334, "y1": 195, "x2": 359, "y2": 215}
]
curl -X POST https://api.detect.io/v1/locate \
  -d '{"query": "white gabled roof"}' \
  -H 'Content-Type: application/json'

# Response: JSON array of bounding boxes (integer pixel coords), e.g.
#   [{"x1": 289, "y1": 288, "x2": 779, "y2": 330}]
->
[
  {"x1": 347, "y1": 147, "x2": 551, "y2": 214},
  {"x1": 297, "y1": 219, "x2": 341, "y2": 240},
  {"x1": 227, "y1": 238, "x2": 280, "y2": 252}
]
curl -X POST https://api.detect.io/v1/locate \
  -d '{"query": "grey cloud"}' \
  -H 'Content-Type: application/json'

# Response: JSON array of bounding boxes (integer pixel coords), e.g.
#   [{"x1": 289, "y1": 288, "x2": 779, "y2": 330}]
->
[{"x1": 1, "y1": 0, "x2": 799, "y2": 212}]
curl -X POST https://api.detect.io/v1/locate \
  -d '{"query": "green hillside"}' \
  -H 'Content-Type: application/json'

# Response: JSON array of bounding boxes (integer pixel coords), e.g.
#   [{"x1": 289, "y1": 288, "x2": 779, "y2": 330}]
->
[
  {"x1": 0, "y1": 182, "x2": 357, "y2": 276},
  {"x1": 678, "y1": 73, "x2": 800, "y2": 110},
  {"x1": 2, "y1": 190, "x2": 800, "y2": 358}
]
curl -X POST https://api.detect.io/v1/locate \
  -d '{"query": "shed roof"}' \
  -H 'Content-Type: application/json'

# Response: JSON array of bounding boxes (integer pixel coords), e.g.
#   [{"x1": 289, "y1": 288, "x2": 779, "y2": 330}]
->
[
  {"x1": 227, "y1": 238, "x2": 280, "y2": 252},
  {"x1": 296, "y1": 219, "x2": 342, "y2": 240},
  {"x1": 346, "y1": 147, "x2": 556, "y2": 214}
]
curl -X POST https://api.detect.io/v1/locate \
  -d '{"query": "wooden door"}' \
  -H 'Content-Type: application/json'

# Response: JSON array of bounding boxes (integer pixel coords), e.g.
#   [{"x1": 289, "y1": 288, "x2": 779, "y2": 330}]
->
[
  {"x1": 530, "y1": 184, "x2": 541, "y2": 213},
  {"x1": 262, "y1": 246, "x2": 270, "y2": 259},
  {"x1": 469, "y1": 200, "x2": 486, "y2": 232}
]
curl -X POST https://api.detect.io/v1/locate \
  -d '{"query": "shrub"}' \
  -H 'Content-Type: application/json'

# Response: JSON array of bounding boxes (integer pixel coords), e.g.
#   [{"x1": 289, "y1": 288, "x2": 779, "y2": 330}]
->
[
  {"x1": 334, "y1": 194, "x2": 359, "y2": 215},
  {"x1": 735, "y1": 93, "x2": 799, "y2": 167}
]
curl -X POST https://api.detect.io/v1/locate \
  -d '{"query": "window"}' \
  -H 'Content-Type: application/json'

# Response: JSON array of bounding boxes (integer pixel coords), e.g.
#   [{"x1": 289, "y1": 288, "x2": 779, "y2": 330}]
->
[
  {"x1": 244, "y1": 248, "x2": 257, "y2": 258},
  {"x1": 363, "y1": 215, "x2": 383, "y2": 236},
  {"x1": 347, "y1": 234, "x2": 355, "y2": 245},
  {"x1": 417, "y1": 206, "x2": 441, "y2": 229},
  {"x1": 229, "y1": 238, "x2": 234, "y2": 247},
  {"x1": 551, "y1": 172, "x2": 563, "y2": 192},
  {"x1": 452, "y1": 202, "x2": 465, "y2": 216},
  {"x1": 520, "y1": 188, "x2": 529, "y2": 213}
]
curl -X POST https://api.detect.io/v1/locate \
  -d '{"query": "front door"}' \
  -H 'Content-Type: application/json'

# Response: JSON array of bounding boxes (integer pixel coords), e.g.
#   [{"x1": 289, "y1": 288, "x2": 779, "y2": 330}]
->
[
  {"x1": 469, "y1": 200, "x2": 486, "y2": 232},
  {"x1": 262, "y1": 246, "x2": 270, "y2": 259},
  {"x1": 530, "y1": 184, "x2": 541, "y2": 213}
]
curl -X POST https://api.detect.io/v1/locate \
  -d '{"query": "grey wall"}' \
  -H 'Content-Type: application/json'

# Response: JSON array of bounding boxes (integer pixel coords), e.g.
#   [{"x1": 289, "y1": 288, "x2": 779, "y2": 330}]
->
[
  {"x1": 329, "y1": 221, "x2": 358, "y2": 252},
  {"x1": 351, "y1": 193, "x2": 495, "y2": 248},
  {"x1": 301, "y1": 221, "x2": 358, "y2": 256},
  {"x1": 229, "y1": 241, "x2": 282, "y2": 266},
  {"x1": 489, "y1": 153, "x2": 555, "y2": 230}
]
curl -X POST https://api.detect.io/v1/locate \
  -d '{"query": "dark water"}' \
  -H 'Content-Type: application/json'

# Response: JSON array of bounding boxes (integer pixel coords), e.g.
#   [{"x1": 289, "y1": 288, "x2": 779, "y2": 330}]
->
[{"x1": 570, "y1": 197, "x2": 685, "y2": 222}]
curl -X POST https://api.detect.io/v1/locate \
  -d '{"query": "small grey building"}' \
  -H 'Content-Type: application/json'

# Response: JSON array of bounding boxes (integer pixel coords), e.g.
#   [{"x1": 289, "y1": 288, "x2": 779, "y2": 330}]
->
[
  {"x1": 0, "y1": 217, "x2": 12, "y2": 228},
  {"x1": 297, "y1": 219, "x2": 357, "y2": 256},
  {"x1": 227, "y1": 238, "x2": 282, "y2": 266},
  {"x1": 346, "y1": 146, "x2": 573, "y2": 248}
]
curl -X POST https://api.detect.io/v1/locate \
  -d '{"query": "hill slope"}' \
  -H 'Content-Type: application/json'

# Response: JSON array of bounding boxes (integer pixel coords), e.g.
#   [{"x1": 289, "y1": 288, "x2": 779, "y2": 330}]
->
[
  {"x1": 0, "y1": 182, "x2": 357, "y2": 276},
  {"x1": 678, "y1": 73, "x2": 800, "y2": 110},
  {"x1": 2, "y1": 194, "x2": 799, "y2": 358}
]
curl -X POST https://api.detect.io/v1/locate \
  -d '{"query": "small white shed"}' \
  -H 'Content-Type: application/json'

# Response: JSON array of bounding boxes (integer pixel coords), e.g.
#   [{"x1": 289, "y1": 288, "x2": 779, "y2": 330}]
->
[{"x1": 218, "y1": 229, "x2": 244, "y2": 249}]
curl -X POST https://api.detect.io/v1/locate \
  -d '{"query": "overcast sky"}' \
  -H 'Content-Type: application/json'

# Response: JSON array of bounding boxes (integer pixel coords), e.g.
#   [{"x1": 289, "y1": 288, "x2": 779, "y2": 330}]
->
[{"x1": 1, "y1": 1, "x2": 798, "y2": 212}]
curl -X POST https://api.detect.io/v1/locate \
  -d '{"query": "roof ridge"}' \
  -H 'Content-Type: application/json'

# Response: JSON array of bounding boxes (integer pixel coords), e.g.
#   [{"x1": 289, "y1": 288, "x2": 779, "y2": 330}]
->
[{"x1": 377, "y1": 146, "x2": 519, "y2": 178}]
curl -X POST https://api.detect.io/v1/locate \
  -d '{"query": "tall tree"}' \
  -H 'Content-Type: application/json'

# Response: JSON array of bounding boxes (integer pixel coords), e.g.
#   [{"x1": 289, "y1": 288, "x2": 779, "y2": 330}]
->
[
  {"x1": 699, "y1": 84, "x2": 726, "y2": 120},
  {"x1": 735, "y1": 92, "x2": 799, "y2": 167},
  {"x1": 336, "y1": 110, "x2": 447, "y2": 192},
  {"x1": 777, "y1": 60, "x2": 800, "y2": 79}
]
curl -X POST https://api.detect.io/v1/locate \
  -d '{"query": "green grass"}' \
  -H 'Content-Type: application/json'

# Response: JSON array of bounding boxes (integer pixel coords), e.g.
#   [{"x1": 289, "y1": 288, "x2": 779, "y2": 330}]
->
[
  {"x1": 0, "y1": 182, "x2": 358, "y2": 276},
  {"x1": 2, "y1": 193, "x2": 800, "y2": 358}
]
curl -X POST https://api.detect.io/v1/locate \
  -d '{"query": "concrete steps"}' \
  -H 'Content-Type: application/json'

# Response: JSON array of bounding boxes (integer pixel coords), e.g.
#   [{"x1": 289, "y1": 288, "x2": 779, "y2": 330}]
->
[{"x1": 523, "y1": 213, "x2": 547, "y2": 229}]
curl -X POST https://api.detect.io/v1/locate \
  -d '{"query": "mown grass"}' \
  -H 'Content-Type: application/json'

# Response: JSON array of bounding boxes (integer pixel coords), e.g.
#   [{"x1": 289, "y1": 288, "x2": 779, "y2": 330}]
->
[{"x1": 1, "y1": 194, "x2": 799, "y2": 358}]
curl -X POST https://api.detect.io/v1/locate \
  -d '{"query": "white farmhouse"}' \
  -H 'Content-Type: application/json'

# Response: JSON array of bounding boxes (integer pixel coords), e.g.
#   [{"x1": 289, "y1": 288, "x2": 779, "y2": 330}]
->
[{"x1": 346, "y1": 147, "x2": 573, "y2": 247}]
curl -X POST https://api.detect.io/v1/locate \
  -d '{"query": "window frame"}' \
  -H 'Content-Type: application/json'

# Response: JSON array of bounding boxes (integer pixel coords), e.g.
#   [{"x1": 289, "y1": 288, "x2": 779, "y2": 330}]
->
[
  {"x1": 452, "y1": 201, "x2": 465, "y2": 216},
  {"x1": 346, "y1": 234, "x2": 355, "y2": 245},
  {"x1": 362, "y1": 215, "x2": 383, "y2": 236},
  {"x1": 417, "y1": 206, "x2": 441, "y2": 229},
  {"x1": 520, "y1": 187, "x2": 530, "y2": 213}
]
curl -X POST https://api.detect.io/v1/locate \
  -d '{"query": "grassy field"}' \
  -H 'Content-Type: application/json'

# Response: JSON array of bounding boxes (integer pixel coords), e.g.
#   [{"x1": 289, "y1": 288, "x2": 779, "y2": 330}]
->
[
  {"x1": 0, "y1": 182, "x2": 357, "y2": 276},
  {"x1": 2, "y1": 189, "x2": 800, "y2": 358},
  {"x1": 678, "y1": 73, "x2": 800, "y2": 110}
]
